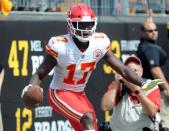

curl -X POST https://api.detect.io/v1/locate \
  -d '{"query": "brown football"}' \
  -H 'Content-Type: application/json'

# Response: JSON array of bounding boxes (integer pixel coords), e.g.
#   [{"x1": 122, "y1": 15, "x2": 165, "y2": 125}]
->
[{"x1": 23, "y1": 85, "x2": 43, "y2": 109}]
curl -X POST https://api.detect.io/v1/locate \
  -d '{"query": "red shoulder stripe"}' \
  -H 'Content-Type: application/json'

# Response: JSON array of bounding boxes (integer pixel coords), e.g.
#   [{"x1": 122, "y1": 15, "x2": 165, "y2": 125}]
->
[
  {"x1": 106, "y1": 44, "x2": 111, "y2": 51},
  {"x1": 45, "y1": 45, "x2": 58, "y2": 57},
  {"x1": 55, "y1": 36, "x2": 68, "y2": 43}
]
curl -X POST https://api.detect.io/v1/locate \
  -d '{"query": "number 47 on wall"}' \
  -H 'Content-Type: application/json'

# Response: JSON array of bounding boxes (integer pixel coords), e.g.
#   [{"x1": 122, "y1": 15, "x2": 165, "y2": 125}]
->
[{"x1": 8, "y1": 40, "x2": 29, "y2": 76}]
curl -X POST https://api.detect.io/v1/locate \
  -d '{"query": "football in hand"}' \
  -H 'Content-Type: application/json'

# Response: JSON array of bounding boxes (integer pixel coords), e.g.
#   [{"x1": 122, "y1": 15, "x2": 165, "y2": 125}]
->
[{"x1": 23, "y1": 85, "x2": 43, "y2": 109}]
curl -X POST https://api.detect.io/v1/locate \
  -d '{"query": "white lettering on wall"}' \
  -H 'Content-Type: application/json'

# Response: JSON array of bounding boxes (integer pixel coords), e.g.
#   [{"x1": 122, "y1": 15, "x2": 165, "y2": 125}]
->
[
  {"x1": 121, "y1": 40, "x2": 140, "y2": 51},
  {"x1": 30, "y1": 40, "x2": 43, "y2": 52},
  {"x1": 34, "y1": 120, "x2": 74, "y2": 131},
  {"x1": 31, "y1": 55, "x2": 44, "y2": 74}
]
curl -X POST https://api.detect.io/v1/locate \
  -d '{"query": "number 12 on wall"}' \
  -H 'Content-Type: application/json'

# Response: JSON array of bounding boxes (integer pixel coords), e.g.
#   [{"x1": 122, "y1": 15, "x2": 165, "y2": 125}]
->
[{"x1": 15, "y1": 108, "x2": 32, "y2": 131}]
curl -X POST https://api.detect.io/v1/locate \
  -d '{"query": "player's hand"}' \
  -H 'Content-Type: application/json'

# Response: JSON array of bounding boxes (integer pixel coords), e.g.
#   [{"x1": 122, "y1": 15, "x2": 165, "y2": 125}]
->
[
  {"x1": 21, "y1": 84, "x2": 32, "y2": 98},
  {"x1": 21, "y1": 84, "x2": 43, "y2": 98},
  {"x1": 141, "y1": 79, "x2": 164, "y2": 91},
  {"x1": 21, "y1": 84, "x2": 43, "y2": 109}
]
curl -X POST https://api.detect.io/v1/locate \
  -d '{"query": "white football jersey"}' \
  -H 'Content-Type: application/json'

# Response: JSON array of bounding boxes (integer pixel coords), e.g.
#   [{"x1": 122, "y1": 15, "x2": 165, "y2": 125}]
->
[{"x1": 46, "y1": 33, "x2": 110, "y2": 92}]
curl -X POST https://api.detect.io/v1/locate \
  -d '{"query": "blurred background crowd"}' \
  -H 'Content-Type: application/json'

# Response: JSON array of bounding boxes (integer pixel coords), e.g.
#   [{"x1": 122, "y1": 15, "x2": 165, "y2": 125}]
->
[{"x1": 1, "y1": 0, "x2": 169, "y2": 16}]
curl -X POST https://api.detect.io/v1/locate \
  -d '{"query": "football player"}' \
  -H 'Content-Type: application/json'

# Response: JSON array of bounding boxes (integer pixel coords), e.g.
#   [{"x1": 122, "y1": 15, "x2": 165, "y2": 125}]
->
[{"x1": 21, "y1": 3, "x2": 162, "y2": 131}]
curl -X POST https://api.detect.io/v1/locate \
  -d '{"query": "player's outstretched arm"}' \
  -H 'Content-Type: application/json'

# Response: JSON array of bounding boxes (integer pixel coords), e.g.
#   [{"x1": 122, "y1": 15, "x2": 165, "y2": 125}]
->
[
  {"x1": 29, "y1": 54, "x2": 57, "y2": 85},
  {"x1": 21, "y1": 54, "x2": 57, "y2": 109},
  {"x1": 103, "y1": 50, "x2": 144, "y2": 86}
]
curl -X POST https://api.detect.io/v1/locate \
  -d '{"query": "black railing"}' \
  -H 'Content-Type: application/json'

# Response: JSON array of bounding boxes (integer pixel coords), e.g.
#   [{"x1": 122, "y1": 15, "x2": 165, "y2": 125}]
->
[{"x1": 10, "y1": 0, "x2": 169, "y2": 16}]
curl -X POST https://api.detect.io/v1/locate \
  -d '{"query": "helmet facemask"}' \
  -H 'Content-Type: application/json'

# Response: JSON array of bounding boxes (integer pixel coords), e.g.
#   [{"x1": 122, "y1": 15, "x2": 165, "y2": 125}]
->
[{"x1": 67, "y1": 17, "x2": 97, "y2": 42}]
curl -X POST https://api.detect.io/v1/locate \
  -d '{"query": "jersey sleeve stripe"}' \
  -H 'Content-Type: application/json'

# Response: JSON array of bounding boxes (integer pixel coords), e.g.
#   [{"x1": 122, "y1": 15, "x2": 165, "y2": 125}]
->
[
  {"x1": 45, "y1": 45, "x2": 58, "y2": 57},
  {"x1": 106, "y1": 44, "x2": 111, "y2": 51}
]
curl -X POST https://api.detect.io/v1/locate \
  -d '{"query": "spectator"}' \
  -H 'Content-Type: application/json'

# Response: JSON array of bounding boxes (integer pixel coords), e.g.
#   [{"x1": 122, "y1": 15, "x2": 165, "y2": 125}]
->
[
  {"x1": 137, "y1": 18, "x2": 169, "y2": 131},
  {"x1": 101, "y1": 55, "x2": 161, "y2": 131},
  {"x1": 0, "y1": 60, "x2": 4, "y2": 131}
]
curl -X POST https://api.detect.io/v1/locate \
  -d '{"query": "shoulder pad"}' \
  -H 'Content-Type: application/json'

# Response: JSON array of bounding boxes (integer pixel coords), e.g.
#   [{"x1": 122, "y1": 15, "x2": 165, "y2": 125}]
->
[
  {"x1": 45, "y1": 36, "x2": 68, "y2": 57},
  {"x1": 93, "y1": 32, "x2": 106, "y2": 39}
]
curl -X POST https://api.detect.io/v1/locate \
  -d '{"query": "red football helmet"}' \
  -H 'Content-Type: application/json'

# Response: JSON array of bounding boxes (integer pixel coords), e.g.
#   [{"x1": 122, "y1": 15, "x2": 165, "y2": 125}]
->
[{"x1": 67, "y1": 3, "x2": 97, "y2": 42}]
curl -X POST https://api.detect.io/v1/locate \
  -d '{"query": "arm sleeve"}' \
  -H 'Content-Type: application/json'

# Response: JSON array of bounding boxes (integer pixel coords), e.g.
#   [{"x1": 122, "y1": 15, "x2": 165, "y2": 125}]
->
[
  {"x1": 147, "y1": 87, "x2": 161, "y2": 111},
  {"x1": 103, "y1": 33, "x2": 111, "y2": 53},
  {"x1": 106, "y1": 81, "x2": 122, "y2": 105},
  {"x1": 144, "y1": 46, "x2": 160, "y2": 68},
  {"x1": 45, "y1": 37, "x2": 59, "y2": 58}
]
